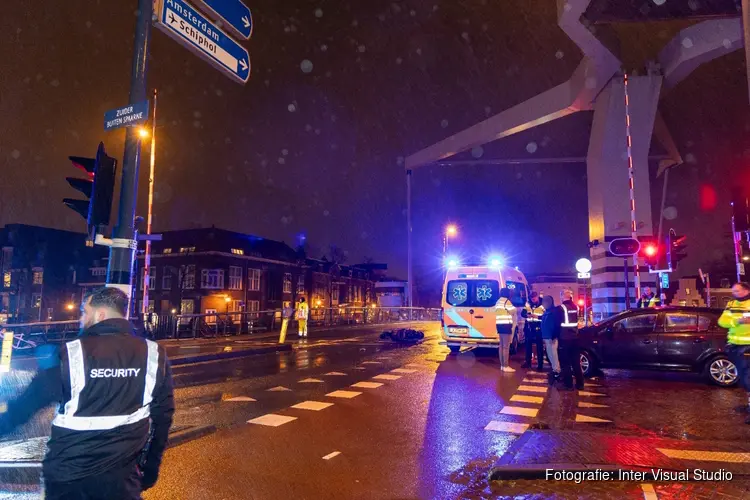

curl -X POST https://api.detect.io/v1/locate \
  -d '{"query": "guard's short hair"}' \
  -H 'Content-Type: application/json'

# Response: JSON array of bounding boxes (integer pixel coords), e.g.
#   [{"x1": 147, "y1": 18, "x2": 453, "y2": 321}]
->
[
  {"x1": 529, "y1": 291, "x2": 539, "y2": 299},
  {"x1": 84, "y1": 287, "x2": 128, "y2": 317}
]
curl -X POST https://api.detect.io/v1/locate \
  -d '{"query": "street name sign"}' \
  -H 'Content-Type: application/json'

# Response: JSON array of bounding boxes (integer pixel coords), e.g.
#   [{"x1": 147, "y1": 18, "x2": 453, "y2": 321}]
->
[
  {"x1": 155, "y1": 0, "x2": 250, "y2": 84},
  {"x1": 194, "y1": 0, "x2": 253, "y2": 40},
  {"x1": 608, "y1": 237, "x2": 641, "y2": 257},
  {"x1": 104, "y1": 100, "x2": 149, "y2": 131}
]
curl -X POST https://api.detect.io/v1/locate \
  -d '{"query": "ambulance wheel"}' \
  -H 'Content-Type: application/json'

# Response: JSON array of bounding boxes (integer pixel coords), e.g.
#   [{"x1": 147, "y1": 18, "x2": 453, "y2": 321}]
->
[{"x1": 448, "y1": 345, "x2": 461, "y2": 354}]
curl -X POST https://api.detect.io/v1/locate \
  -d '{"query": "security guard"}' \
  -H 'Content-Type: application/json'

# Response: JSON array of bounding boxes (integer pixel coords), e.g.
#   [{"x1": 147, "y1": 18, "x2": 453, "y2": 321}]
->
[
  {"x1": 558, "y1": 290, "x2": 584, "y2": 389},
  {"x1": 0, "y1": 287, "x2": 174, "y2": 498},
  {"x1": 718, "y1": 282, "x2": 750, "y2": 423},
  {"x1": 521, "y1": 291, "x2": 545, "y2": 371},
  {"x1": 636, "y1": 286, "x2": 661, "y2": 308}
]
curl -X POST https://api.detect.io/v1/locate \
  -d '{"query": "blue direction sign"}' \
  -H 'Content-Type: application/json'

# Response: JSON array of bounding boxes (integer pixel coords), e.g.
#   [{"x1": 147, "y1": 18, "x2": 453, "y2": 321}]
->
[
  {"x1": 194, "y1": 0, "x2": 252, "y2": 40},
  {"x1": 155, "y1": 0, "x2": 250, "y2": 84},
  {"x1": 104, "y1": 100, "x2": 149, "y2": 131}
]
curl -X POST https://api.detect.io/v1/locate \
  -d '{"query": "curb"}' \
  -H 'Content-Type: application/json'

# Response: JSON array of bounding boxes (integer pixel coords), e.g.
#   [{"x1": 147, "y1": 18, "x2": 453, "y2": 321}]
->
[
  {"x1": 167, "y1": 424, "x2": 217, "y2": 448},
  {"x1": 170, "y1": 343, "x2": 292, "y2": 366}
]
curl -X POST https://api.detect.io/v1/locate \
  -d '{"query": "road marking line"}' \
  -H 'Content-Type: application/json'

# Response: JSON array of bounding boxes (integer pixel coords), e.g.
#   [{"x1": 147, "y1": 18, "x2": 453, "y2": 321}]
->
[
  {"x1": 225, "y1": 396, "x2": 256, "y2": 402},
  {"x1": 656, "y1": 448, "x2": 750, "y2": 463},
  {"x1": 500, "y1": 406, "x2": 539, "y2": 417},
  {"x1": 578, "y1": 390, "x2": 606, "y2": 397},
  {"x1": 373, "y1": 374, "x2": 401, "y2": 381},
  {"x1": 517, "y1": 385, "x2": 548, "y2": 394},
  {"x1": 299, "y1": 378, "x2": 325, "y2": 383},
  {"x1": 391, "y1": 368, "x2": 417, "y2": 374},
  {"x1": 524, "y1": 373, "x2": 547, "y2": 379},
  {"x1": 323, "y1": 451, "x2": 341, "y2": 460},
  {"x1": 324, "y1": 372, "x2": 348, "y2": 376},
  {"x1": 578, "y1": 401, "x2": 609, "y2": 408},
  {"x1": 351, "y1": 381, "x2": 383, "y2": 389},
  {"x1": 405, "y1": 363, "x2": 421, "y2": 368},
  {"x1": 510, "y1": 395, "x2": 544, "y2": 404},
  {"x1": 247, "y1": 414, "x2": 297, "y2": 427},
  {"x1": 360, "y1": 361, "x2": 382, "y2": 365},
  {"x1": 575, "y1": 414, "x2": 612, "y2": 423},
  {"x1": 267, "y1": 386, "x2": 292, "y2": 392},
  {"x1": 354, "y1": 367, "x2": 367, "y2": 370},
  {"x1": 585, "y1": 382, "x2": 602, "y2": 387},
  {"x1": 641, "y1": 483, "x2": 657, "y2": 500},
  {"x1": 291, "y1": 401, "x2": 334, "y2": 411},
  {"x1": 326, "y1": 390, "x2": 362, "y2": 399},
  {"x1": 521, "y1": 378, "x2": 547, "y2": 385},
  {"x1": 484, "y1": 421, "x2": 529, "y2": 434}
]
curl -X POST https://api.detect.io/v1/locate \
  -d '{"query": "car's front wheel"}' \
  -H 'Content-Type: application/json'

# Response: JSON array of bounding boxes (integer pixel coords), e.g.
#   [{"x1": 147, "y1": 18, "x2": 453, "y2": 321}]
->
[
  {"x1": 580, "y1": 349, "x2": 597, "y2": 377},
  {"x1": 704, "y1": 356, "x2": 738, "y2": 387}
]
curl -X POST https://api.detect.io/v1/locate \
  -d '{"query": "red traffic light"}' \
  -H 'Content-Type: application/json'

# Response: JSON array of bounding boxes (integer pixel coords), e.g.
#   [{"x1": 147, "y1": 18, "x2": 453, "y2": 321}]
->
[
  {"x1": 643, "y1": 245, "x2": 658, "y2": 257},
  {"x1": 577, "y1": 298, "x2": 585, "y2": 307}
]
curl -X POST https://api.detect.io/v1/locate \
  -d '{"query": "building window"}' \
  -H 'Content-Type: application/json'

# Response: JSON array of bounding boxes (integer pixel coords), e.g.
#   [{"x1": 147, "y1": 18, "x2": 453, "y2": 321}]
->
[
  {"x1": 231, "y1": 248, "x2": 244, "y2": 255},
  {"x1": 181, "y1": 265, "x2": 196, "y2": 290},
  {"x1": 229, "y1": 266, "x2": 242, "y2": 290},
  {"x1": 205, "y1": 308, "x2": 217, "y2": 324},
  {"x1": 32, "y1": 269, "x2": 43, "y2": 285},
  {"x1": 248, "y1": 269, "x2": 261, "y2": 291},
  {"x1": 163, "y1": 248, "x2": 172, "y2": 254},
  {"x1": 180, "y1": 299, "x2": 194, "y2": 314},
  {"x1": 283, "y1": 273, "x2": 292, "y2": 293},
  {"x1": 163, "y1": 267, "x2": 174, "y2": 290},
  {"x1": 31, "y1": 293, "x2": 42, "y2": 309},
  {"x1": 3, "y1": 271, "x2": 11, "y2": 289},
  {"x1": 297, "y1": 275, "x2": 305, "y2": 294},
  {"x1": 138, "y1": 300, "x2": 155, "y2": 313},
  {"x1": 179, "y1": 247, "x2": 195, "y2": 253},
  {"x1": 140, "y1": 266, "x2": 156, "y2": 290},
  {"x1": 201, "y1": 269, "x2": 225, "y2": 289},
  {"x1": 91, "y1": 267, "x2": 107, "y2": 277},
  {"x1": 1, "y1": 248, "x2": 11, "y2": 271},
  {"x1": 247, "y1": 300, "x2": 260, "y2": 319}
]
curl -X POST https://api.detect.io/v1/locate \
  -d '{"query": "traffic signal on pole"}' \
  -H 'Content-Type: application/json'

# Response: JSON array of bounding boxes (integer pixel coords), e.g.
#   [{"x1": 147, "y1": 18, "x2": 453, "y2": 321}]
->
[
  {"x1": 669, "y1": 230, "x2": 688, "y2": 271},
  {"x1": 63, "y1": 142, "x2": 117, "y2": 240},
  {"x1": 732, "y1": 187, "x2": 749, "y2": 232},
  {"x1": 638, "y1": 236, "x2": 660, "y2": 271}
]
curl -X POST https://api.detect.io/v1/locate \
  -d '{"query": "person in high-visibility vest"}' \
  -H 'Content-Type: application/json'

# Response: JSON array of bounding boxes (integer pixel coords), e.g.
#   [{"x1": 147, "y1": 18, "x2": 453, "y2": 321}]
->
[
  {"x1": 296, "y1": 297, "x2": 310, "y2": 338},
  {"x1": 718, "y1": 282, "x2": 750, "y2": 421},
  {"x1": 495, "y1": 288, "x2": 517, "y2": 373},
  {"x1": 636, "y1": 286, "x2": 661, "y2": 308},
  {"x1": 521, "y1": 291, "x2": 545, "y2": 371}
]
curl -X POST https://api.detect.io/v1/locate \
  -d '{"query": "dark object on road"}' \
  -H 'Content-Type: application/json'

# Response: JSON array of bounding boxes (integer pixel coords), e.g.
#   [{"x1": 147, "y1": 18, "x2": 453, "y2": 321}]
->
[
  {"x1": 380, "y1": 329, "x2": 425, "y2": 343},
  {"x1": 577, "y1": 306, "x2": 737, "y2": 386}
]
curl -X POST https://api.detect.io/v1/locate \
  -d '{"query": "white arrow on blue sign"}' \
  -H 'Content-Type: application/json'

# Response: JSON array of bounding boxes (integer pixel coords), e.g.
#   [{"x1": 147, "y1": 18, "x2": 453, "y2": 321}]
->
[
  {"x1": 104, "y1": 100, "x2": 150, "y2": 131},
  {"x1": 194, "y1": 0, "x2": 252, "y2": 40},
  {"x1": 155, "y1": 0, "x2": 250, "y2": 85}
]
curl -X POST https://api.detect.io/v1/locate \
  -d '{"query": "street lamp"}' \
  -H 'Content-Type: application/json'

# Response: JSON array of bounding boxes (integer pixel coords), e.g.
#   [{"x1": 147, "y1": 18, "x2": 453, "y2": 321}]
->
[
  {"x1": 443, "y1": 224, "x2": 458, "y2": 255},
  {"x1": 137, "y1": 127, "x2": 150, "y2": 139},
  {"x1": 65, "y1": 303, "x2": 75, "y2": 311}
]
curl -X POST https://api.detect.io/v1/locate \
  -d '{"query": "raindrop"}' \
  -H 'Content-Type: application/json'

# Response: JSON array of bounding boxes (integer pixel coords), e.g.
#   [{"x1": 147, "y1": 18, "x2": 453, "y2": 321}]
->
[
  {"x1": 461, "y1": 32, "x2": 469, "y2": 41},
  {"x1": 471, "y1": 146, "x2": 484, "y2": 159},
  {"x1": 526, "y1": 142, "x2": 538, "y2": 154},
  {"x1": 555, "y1": 50, "x2": 564, "y2": 60},
  {"x1": 563, "y1": 2, "x2": 572, "y2": 12},
  {"x1": 722, "y1": 39, "x2": 732, "y2": 49},
  {"x1": 39, "y1": 179, "x2": 46, "y2": 186},
  {"x1": 85, "y1": 21, "x2": 92, "y2": 29},
  {"x1": 396, "y1": 57, "x2": 403, "y2": 64},
  {"x1": 663, "y1": 206, "x2": 678, "y2": 220},
  {"x1": 321, "y1": 44, "x2": 328, "y2": 52},
  {"x1": 193, "y1": 120, "x2": 201, "y2": 128},
  {"x1": 687, "y1": 0, "x2": 700, "y2": 11},
  {"x1": 314, "y1": 8, "x2": 323, "y2": 18},
  {"x1": 352, "y1": 20, "x2": 358, "y2": 27},
  {"x1": 652, "y1": 0, "x2": 666, "y2": 5},
  {"x1": 193, "y1": 111, "x2": 202, "y2": 118},
  {"x1": 396, "y1": 156, "x2": 404, "y2": 166},
  {"x1": 10, "y1": 150, "x2": 21, "y2": 160},
  {"x1": 685, "y1": 153, "x2": 696, "y2": 164},
  {"x1": 288, "y1": 103, "x2": 296, "y2": 112},
  {"x1": 416, "y1": 48, "x2": 422, "y2": 56},
  {"x1": 515, "y1": 172, "x2": 523, "y2": 180},
  {"x1": 300, "y1": 59, "x2": 314, "y2": 73},
  {"x1": 358, "y1": 45, "x2": 366, "y2": 53},
  {"x1": 323, "y1": 210, "x2": 330, "y2": 216},
  {"x1": 278, "y1": 157, "x2": 285, "y2": 164},
  {"x1": 681, "y1": 37, "x2": 693, "y2": 49},
  {"x1": 314, "y1": 128, "x2": 321, "y2": 135},
  {"x1": 50, "y1": 79, "x2": 60, "y2": 87},
  {"x1": 378, "y1": 14, "x2": 386, "y2": 22},
  {"x1": 410, "y1": 10, "x2": 416, "y2": 16},
  {"x1": 282, "y1": 149, "x2": 289, "y2": 156},
  {"x1": 305, "y1": 124, "x2": 313, "y2": 132},
  {"x1": 215, "y1": 89, "x2": 223, "y2": 96},
  {"x1": 440, "y1": 119, "x2": 449, "y2": 128}
]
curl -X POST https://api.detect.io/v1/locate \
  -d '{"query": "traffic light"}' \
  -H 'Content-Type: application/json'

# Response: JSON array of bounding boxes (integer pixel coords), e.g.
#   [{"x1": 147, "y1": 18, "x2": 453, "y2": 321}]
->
[
  {"x1": 669, "y1": 230, "x2": 688, "y2": 271},
  {"x1": 63, "y1": 142, "x2": 117, "y2": 241},
  {"x1": 638, "y1": 236, "x2": 660, "y2": 272},
  {"x1": 732, "y1": 187, "x2": 749, "y2": 232}
]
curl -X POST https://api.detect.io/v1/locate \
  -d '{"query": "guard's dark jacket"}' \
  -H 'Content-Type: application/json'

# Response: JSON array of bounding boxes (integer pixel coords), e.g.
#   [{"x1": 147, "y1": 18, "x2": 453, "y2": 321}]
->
[{"x1": 0, "y1": 318, "x2": 174, "y2": 483}]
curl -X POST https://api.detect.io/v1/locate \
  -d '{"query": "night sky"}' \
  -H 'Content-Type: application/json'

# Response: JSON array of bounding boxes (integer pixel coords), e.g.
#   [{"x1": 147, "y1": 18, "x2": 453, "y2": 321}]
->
[{"x1": 1, "y1": 1, "x2": 749, "y2": 281}]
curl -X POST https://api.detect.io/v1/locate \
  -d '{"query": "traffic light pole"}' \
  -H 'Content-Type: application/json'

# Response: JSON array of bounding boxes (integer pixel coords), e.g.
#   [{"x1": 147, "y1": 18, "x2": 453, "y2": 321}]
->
[{"x1": 106, "y1": 0, "x2": 153, "y2": 314}]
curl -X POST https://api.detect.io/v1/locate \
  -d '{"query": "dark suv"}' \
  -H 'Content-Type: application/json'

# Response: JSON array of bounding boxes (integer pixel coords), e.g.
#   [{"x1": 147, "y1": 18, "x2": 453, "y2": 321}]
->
[{"x1": 578, "y1": 307, "x2": 737, "y2": 386}]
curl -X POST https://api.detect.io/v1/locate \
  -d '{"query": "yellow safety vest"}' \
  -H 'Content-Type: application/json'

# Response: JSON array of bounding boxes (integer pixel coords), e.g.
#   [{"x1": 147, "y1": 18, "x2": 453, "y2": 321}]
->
[
  {"x1": 495, "y1": 297, "x2": 517, "y2": 334},
  {"x1": 719, "y1": 299, "x2": 750, "y2": 345},
  {"x1": 524, "y1": 303, "x2": 545, "y2": 323}
]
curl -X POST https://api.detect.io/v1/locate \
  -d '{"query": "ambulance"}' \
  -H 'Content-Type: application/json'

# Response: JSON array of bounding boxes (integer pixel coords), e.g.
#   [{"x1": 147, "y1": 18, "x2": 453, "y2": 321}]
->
[{"x1": 441, "y1": 260, "x2": 530, "y2": 353}]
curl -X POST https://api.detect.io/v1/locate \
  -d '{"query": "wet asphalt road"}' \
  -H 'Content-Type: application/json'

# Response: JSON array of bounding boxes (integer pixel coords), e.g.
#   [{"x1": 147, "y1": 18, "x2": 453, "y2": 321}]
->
[{"x1": 4, "y1": 322, "x2": 750, "y2": 498}]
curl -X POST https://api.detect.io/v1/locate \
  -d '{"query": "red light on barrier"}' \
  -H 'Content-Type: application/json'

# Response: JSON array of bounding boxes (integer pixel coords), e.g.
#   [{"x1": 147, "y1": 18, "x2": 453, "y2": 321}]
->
[
  {"x1": 644, "y1": 245, "x2": 657, "y2": 257},
  {"x1": 577, "y1": 299, "x2": 585, "y2": 307}
]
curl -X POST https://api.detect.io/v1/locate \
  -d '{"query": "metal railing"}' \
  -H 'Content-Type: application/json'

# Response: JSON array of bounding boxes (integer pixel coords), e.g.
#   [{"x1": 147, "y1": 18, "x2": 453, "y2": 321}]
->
[{"x1": 0, "y1": 307, "x2": 441, "y2": 346}]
